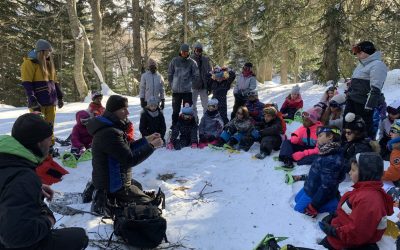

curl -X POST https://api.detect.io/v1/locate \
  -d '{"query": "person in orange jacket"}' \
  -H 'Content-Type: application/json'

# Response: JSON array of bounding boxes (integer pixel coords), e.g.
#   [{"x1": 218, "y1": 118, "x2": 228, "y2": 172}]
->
[{"x1": 382, "y1": 120, "x2": 400, "y2": 182}]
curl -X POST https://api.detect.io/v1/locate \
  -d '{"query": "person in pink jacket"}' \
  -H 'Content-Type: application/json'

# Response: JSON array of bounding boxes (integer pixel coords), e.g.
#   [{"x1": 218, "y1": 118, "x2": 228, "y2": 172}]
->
[
  {"x1": 278, "y1": 106, "x2": 323, "y2": 168},
  {"x1": 71, "y1": 110, "x2": 92, "y2": 158}
]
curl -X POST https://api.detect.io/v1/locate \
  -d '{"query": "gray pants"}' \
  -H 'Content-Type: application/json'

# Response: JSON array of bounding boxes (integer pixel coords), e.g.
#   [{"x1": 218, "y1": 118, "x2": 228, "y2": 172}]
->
[{"x1": 192, "y1": 89, "x2": 208, "y2": 118}]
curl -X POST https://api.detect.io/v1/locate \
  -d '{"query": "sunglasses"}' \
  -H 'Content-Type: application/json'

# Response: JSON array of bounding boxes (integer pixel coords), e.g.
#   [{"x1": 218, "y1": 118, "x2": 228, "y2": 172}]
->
[
  {"x1": 344, "y1": 130, "x2": 353, "y2": 135},
  {"x1": 351, "y1": 45, "x2": 362, "y2": 55},
  {"x1": 317, "y1": 127, "x2": 341, "y2": 136},
  {"x1": 390, "y1": 128, "x2": 400, "y2": 134},
  {"x1": 329, "y1": 101, "x2": 341, "y2": 108}
]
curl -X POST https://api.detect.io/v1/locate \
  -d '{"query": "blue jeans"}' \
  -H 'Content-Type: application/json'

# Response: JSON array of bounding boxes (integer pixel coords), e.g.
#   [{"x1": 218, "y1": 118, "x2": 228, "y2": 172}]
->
[{"x1": 294, "y1": 188, "x2": 338, "y2": 214}]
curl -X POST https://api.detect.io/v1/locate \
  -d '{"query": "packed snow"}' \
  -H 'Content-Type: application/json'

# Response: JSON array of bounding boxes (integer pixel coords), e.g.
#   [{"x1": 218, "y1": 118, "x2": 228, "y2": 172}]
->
[{"x1": 1, "y1": 71, "x2": 400, "y2": 249}]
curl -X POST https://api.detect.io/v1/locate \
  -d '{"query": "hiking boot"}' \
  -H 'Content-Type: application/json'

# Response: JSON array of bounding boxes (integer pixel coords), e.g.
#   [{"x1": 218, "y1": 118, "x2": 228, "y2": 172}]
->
[
  {"x1": 82, "y1": 181, "x2": 95, "y2": 203},
  {"x1": 49, "y1": 146, "x2": 60, "y2": 158},
  {"x1": 255, "y1": 152, "x2": 268, "y2": 159},
  {"x1": 227, "y1": 138, "x2": 238, "y2": 147},
  {"x1": 91, "y1": 189, "x2": 107, "y2": 216},
  {"x1": 283, "y1": 158, "x2": 294, "y2": 169}
]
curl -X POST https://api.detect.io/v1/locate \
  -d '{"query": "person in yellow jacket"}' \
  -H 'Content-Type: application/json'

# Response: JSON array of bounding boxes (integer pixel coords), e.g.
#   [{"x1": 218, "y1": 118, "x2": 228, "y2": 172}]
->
[{"x1": 21, "y1": 39, "x2": 64, "y2": 146}]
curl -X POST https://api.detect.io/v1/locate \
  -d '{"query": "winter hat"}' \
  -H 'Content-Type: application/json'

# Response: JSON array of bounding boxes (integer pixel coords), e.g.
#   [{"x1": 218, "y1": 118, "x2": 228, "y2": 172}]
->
[
  {"x1": 291, "y1": 85, "x2": 300, "y2": 95},
  {"x1": 354, "y1": 152, "x2": 383, "y2": 181},
  {"x1": 263, "y1": 106, "x2": 277, "y2": 117},
  {"x1": 326, "y1": 80, "x2": 335, "y2": 87},
  {"x1": 208, "y1": 98, "x2": 219, "y2": 106},
  {"x1": 248, "y1": 90, "x2": 258, "y2": 97},
  {"x1": 106, "y1": 95, "x2": 128, "y2": 113},
  {"x1": 244, "y1": 62, "x2": 253, "y2": 68},
  {"x1": 329, "y1": 94, "x2": 346, "y2": 107},
  {"x1": 148, "y1": 58, "x2": 157, "y2": 67},
  {"x1": 391, "y1": 119, "x2": 400, "y2": 133},
  {"x1": 181, "y1": 103, "x2": 193, "y2": 115},
  {"x1": 356, "y1": 41, "x2": 376, "y2": 55},
  {"x1": 91, "y1": 91, "x2": 103, "y2": 101},
  {"x1": 387, "y1": 100, "x2": 400, "y2": 115},
  {"x1": 12, "y1": 113, "x2": 53, "y2": 156},
  {"x1": 180, "y1": 43, "x2": 190, "y2": 52},
  {"x1": 344, "y1": 113, "x2": 366, "y2": 132},
  {"x1": 193, "y1": 42, "x2": 203, "y2": 50},
  {"x1": 147, "y1": 96, "x2": 159, "y2": 107},
  {"x1": 35, "y1": 39, "x2": 52, "y2": 52},
  {"x1": 303, "y1": 107, "x2": 322, "y2": 124}
]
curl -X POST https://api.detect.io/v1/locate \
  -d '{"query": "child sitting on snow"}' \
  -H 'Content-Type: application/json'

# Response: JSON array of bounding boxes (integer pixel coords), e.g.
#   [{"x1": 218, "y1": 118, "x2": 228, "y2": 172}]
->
[
  {"x1": 254, "y1": 106, "x2": 284, "y2": 159},
  {"x1": 278, "y1": 107, "x2": 323, "y2": 168},
  {"x1": 215, "y1": 106, "x2": 254, "y2": 150},
  {"x1": 139, "y1": 96, "x2": 166, "y2": 143},
  {"x1": 382, "y1": 120, "x2": 400, "y2": 185},
  {"x1": 318, "y1": 152, "x2": 393, "y2": 250},
  {"x1": 280, "y1": 85, "x2": 303, "y2": 120},
  {"x1": 198, "y1": 98, "x2": 224, "y2": 148},
  {"x1": 245, "y1": 90, "x2": 265, "y2": 128},
  {"x1": 293, "y1": 126, "x2": 345, "y2": 217},
  {"x1": 88, "y1": 91, "x2": 105, "y2": 117},
  {"x1": 321, "y1": 94, "x2": 346, "y2": 131},
  {"x1": 319, "y1": 83, "x2": 337, "y2": 106},
  {"x1": 71, "y1": 110, "x2": 92, "y2": 158},
  {"x1": 379, "y1": 100, "x2": 400, "y2": 160},
  {"x1": 167, "y1": 104, "x2": 198, "y2": 150}
]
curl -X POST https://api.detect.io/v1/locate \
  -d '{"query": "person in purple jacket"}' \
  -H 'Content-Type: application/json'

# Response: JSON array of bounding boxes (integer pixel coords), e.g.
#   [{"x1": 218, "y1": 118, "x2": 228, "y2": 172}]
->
[{"x1": 70, "y1": 110, "x2": 92, "y2": 159}]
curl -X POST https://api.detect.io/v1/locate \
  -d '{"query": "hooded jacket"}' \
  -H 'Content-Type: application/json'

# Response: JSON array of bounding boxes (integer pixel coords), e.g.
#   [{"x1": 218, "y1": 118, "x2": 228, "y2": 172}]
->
[
  {"x1": 88, "y1": 102, "x2": 105, "y2": 117},
  {"x1": 198, "y1": 110, "x2": 224, "y2": 137},
  {"x1": 280, "y1": 94, "x2": 303, "y2": 111},
  {"x1": 71, "y1": 110, "x2": 93, "y2": 150},
  {"x1": 233, "y1": 73, "x2": 257, "y2": 96},
  {"x1": 342, "y1": 138, "x2": 373, "y2": 172},
  {"x1": 139, "y1": 71, "x2": 165, "y2": 102},
  {"x1": 168, "y1": 56, "x2": 199, "y2": 93},
  {"x1": 21, "y1": 50, "x2": 63, "y2": 106},
  {"x1": 382, "y1": 142, "x2": 400, "y2": 182},
  {"x1": 0, "y1": 135, "x2": 54, "y2": 248},
  {"x1": 190, "y1": 54, "x2": 212, "y2": 90},
  {"x1": 139, "y1": 108, "x2": 166, "y2": 139},
  {"x1": 349, "y1": 51, "x2": 387, "y2": 109},
  {"x1": 210, "y1": 70, "x2": 236, "y2": 93},
  {"x1": 171, "y1": 115, "x2": 199, "y2": 145}
]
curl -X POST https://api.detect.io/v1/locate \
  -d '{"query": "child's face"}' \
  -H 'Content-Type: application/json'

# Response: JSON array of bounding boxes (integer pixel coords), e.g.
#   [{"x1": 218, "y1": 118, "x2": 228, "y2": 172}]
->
[
  {"x1": 327, "y1": 91, "x2": 334, "y2": 98},
  {"x1": 349, "y1": 162, "x2": 359, "y2": 183},
  {"x1": 207, "y1": 105, "x2": 217, "y2": 112},
  {"x1": 291, "y1": 93, "x2": 299, "y2": 99},
  {"x1": 317, "y1": 132, "x2": 332, "y2": 145},
  {"x1": 236, "y1": 110, "x2": 244, "y2": 120},
  {"x1": 301, "y1": 115, "x2": 313, "y2": 128},
  {"x1": 148, "y1": 104, "x2": 158, "y2": 112},
  {"x1": 94, "y1": 96, "x2": 102, "y2": 104},
  {"x1": 389, "y1": 112, "x2": 400, "y2": 121},
  {"x1": 264, "y1": 114, "x2": 274, "y2": 123},
  {"x1": 390, "y1": 128, "x2": 400, "y2": 139},
  {"x1": 344, "y1": 129, "x2": 355, "y2": 142}
]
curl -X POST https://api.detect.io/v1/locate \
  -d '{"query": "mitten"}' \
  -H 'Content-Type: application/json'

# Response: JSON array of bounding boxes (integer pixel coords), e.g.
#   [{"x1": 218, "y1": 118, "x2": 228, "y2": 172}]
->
[
  {"x1": 305, "y1": 203, "x2": 318, "y2": 218},
  {"x1": 160, "y1": 99, "x2": 165, "y2": 110},
  {"x1": 292, "y1": 151, "x2": 305, "y2": 161},
  {"x1": 318, "y1": 221, "x2": 337, "y2": 237},
  {"x1": 191, "y1": 143, "x2": 198, "y2": 149},
  {"x1": 166, "y1": 142, "x2": 174, "y2": 150},
  {"x1": 140, "y1": 98, "x2": 147, "y2": 108},
  {"x1": 57, "y1": 98, "x2": 64, "y2": 109},
  {"x1": 29, "y1": 96, "x2": 41, "y2": 112}
]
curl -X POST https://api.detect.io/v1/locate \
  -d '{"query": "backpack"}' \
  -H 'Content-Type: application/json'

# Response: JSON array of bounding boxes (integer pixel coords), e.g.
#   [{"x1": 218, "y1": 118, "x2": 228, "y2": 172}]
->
[{"x1": 113, "y1": 204, "x2": 168, "y2": 248}]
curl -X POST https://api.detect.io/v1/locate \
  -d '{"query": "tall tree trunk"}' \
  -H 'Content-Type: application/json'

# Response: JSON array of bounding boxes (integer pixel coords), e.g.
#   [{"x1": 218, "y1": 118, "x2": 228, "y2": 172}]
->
[
  {"x1": 143, "y1": 0, "x2": 149, "y2": 64},
  {"x1": 265, "y1": 57, "x2": 273, "y2": 81},
  {"x1": 280, "y1": 49, "x2": 289, "y2": 84},
  {"x1": 89, "y1": 0, "x2": 104, "y2": 87},
  {"x1": 184, "y1": 0, "x2": 188, "y2": 43},
  {"x1": 292, "y1": 50, "x2": 299, "y2": 83},
  {"x1": 66, "y1": 0, "x2": 88, "y2": 100},
  {"x1": 132, "y1": 0, "x2": 142, "y2": 80}
]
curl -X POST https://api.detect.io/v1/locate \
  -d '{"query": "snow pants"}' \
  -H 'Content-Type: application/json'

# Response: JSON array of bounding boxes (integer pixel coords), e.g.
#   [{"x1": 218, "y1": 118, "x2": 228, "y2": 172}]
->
[
  {"x1": 260, "y1": 135, "x2": 282, "y2": 155},
  {"x1": 294, "y1": 188, "x2": 338, "y2": 214},
  {"x1": 212, "y1": 89, "x2": 229, "y2": 125},
  {"x1": 172, "y1": 92, "x2": 193, "y2": 126},
  {"x1": 278, "y1": 140, "x2": 318, "y2": 165},
  {"x1": 192, "y1": 89, "x2": 208, "y2": 118}
]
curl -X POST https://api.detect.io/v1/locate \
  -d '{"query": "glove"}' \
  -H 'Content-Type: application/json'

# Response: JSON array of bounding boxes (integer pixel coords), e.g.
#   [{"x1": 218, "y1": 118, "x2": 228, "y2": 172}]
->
[
  {"x1": 28, "y1": 96, "x2": 41, "y2": 112},
  {"x1": 292, "y1": 151, "x2": 306, "y2": 161},
  {"x1": 160, "y1": 99, "x2": 165, "y2": 110},
  {"x1": 305, "y1": 203, "x2": 318, "y2": 218},
  {"x1": 191, "y1": 143, "x2": 198, "y2": 149},
  {"x1": 166, "y1": 142, "x2": 174, "y2": 150},
  {"x1": 140, "y1": 98, "x2": 147, "y2": 108},
  {"x1": 57, "y1": 98, "x2": 64, "y2": 109},
  {"x1": 318, "y1": 221, "x2": 337, "y2": 237}
]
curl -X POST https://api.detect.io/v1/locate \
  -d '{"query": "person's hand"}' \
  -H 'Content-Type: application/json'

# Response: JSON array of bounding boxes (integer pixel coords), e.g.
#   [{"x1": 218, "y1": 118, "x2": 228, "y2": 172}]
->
[
  {"x1": 41, "y1": 184, "x2": 54, "y2": 201},
  {"x1": 160, "y1": 99, "x2": 165, "y2": 110},
  {"x1": 57, "y1": 99, "x2": 64, "y2": 109},
  {"x1": 47, "y1": 215, "x2": 55, "y2": 226},
  {"x1": 140, "y1": 98, "x2": 147, "y2": 108},
  {"x1": 318, "y1": 221, "x2": 337, "y2": 237},
  {"x1": 146, "y1": 133, "x2": 161, "y2": 142},
  {"x1": 305, "y1": 203, "x2": 318, "y2": 218},
  {"x1": 149, "y1": 137, "x2": 163, "y2": 148}
]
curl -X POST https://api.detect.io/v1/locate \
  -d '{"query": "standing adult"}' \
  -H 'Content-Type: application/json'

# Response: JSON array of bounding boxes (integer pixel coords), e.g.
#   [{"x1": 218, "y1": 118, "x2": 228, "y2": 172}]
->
[
  {"x1": 0, "y1": 113, "x2": 88, "y2": 250},
  {"x1": 191, "y1": 42, "x2": 212, "y2": 120},
  {"x1": 168, "y1": 43, "x2": 199, "y2": 127},
  {"x1": 87, "y1": 95, "x2": 163, "y2": 215},
  {"x1": 21, "y1": 39, "x2": 64, "y2": 147},
  {"x1": 139, "y1": 58, "x2": 165, "y2": 110},
  {"x1": 231, "y1": 62, "x2": 257, "y2": 120},
  {"x1": 345, "y1": 41, "x2": 387, "y2": 138}
]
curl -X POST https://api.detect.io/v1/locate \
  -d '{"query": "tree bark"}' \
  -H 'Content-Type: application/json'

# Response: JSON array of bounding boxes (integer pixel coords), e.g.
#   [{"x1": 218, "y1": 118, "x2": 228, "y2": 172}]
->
[
  {"x1": 184, "y1": 0, "x2": 188, "y2": 43},
  {"x1": 132, "y1": 0, "x2": 142, "y2": 80},
  {"x1": 66, "y1": 0, "x2": 88, "y2": 100},
  {"x1": 143, "y1": 0, "x2": 149, "y2": 65},
  {"x1": 88, "y1": 0, "x2": 104, "y2": 86},
  {"x1": 280, "y1": 49, "x2": 289, "y2": 84}
]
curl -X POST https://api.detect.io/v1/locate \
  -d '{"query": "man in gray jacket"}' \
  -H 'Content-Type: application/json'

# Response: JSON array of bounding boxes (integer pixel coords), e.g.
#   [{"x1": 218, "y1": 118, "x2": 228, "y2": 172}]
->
[
  {"x1": 168, "y1": 43, "x2": 199, "y2": 127},
  {"x1": 345, "y1": 41, "x2": 388, "y2": 138},
  {"x1": 140, "y1": 58, "x2": 165, "y2": 110},
  {"x1": 191, "y1": 42, "x2": 212, "y2": 121}
]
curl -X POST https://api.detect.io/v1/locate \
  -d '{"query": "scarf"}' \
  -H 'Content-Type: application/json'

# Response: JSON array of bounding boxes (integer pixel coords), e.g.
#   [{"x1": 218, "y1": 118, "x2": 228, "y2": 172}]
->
[
  {"x1": 318, "y1": 142, "x2": 341, "y2": 155},
  {"x1": 242, "y1": 69, "x2": 254, "y2": 78}
]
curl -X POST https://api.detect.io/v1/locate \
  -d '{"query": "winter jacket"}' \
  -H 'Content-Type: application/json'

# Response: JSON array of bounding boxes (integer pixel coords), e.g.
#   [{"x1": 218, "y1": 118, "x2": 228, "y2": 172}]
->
[
  {"x1": 21, "y1": 50, "x2": 63, "y2": 106},
  {"x1": 280, "y1": 94, "x2": 303, "y2": 111},
  {"x1": 378, "y1": 117, "x2": 393, "y2": 140},
  {"x1": 171, "y1": 115, "x2": 198, "y2": 144},
  {"x1": 198, "y1": 110, "x2": 224, "y2": 138},
  {"x1": 139, "y1": 71, "x2": 165, "y2": 102},
  {"x1": 190, "y1": 54, "x2": 212, "y2": 90},
  {"x1": 349, "y1": 51, "x2": 387, "y2": 109},
  {"x1": 71, "y1": 110, "x2": 93, "y2": 150},
  {"x1": 139, "y1": 108, "x2": 166, "y2": 139},
  {"x1": 382, "y1": 143, "x2": 400, "y2": 182},
  {"x1": 168, "y1": 56, "x2": 199, "y2": 93},
  {"x1": 342, "y1": 138, "x2": 373, "y2": 171},
  {"x1": 246, "y1": 99, "x2": 265, "y2": 126},
  {"x1": 233, "y1": 74, "x2": 257, "y2": 96},
  {"x1": 289, "y1": 121, "x2": 322, "y2": 157},
  {"x1": 259, "y1": 116, "x2": 283, "y2": 138},
  {"x1": 0, "y1": 135, "x2": 54, "y2": 248},
  {"x1": 225, "y1": 117, "x2": 254, "y2": 134},
  {"x1": 211, "y1": 70, "x2": 236, "y2": 93},
  {"x1": 88, "y1": 102, "x2": 105, "y2": 117},
  {"x1": 327, "y1": 181, "x2": 394, "y2": 249},
  {"x1": 87, "y1": 111, "x2": 154, "y2": 193},
  {"x1": 303, "y1": 145, "x2": 345, "y2": 209}
]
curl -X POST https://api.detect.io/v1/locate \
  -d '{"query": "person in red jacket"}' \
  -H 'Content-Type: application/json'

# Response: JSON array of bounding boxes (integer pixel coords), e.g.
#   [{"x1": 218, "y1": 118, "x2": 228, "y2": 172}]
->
[
  {"x1": 318, "y1": 152, "x2": 394, "y2": 250},
  {"x1": 280, "y1": 85, "x2": 303, "y2": 120},
  {"x1": 88, "y1": 91, "x2": 105, "y2": 117}
]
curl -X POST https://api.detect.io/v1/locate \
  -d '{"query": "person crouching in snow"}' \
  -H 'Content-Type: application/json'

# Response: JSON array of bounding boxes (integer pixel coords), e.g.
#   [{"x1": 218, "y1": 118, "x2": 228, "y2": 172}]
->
[
  {"x1": 139, "y1": 96, "x2": 166, "y2": 143},
  {"x1": 167, "y1": 104, "x2": 198, "y2": 150},
  {"x1": 71, "y1": 110, "x2": 92, "y2": 159},
  {"x1": 88, "y1": 91, "x2": 105, "y2": 117},
  {"x1": 318, "y1": 152, "x2": 394, "y2": 250},
  {"x1": 246, "y1": 90, "x2": 265, "y2": 129},
  {"x1": 280, "y1": 84, "x2": 303, "y2": 120},
  {"x1": 278, "y1": 107, "x2": 323, "y2": 168},
  {"x1": 254, "y1": 106, "x2": 284, "y2": 159},
  {"x1": 215, "y1": 106, "x2": 254, "y2": 150},
  {"x1": 293, "y1": 126, "x2": 345, "y2": 217},
  {"x1": 198, "y1": 98, "x2": 224, "y2": 148}
]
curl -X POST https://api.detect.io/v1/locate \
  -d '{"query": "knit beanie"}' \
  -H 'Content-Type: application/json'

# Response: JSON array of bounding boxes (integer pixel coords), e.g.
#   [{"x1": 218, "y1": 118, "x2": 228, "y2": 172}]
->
[
  {"x1": 208, "y1": 98, "x2": 219, "y2": 106},
  {"x1": 193, "y1": 42, "x2": 203, "y2": 50},
  {"x1": 180, "y1": 43, "x2": 190, "y2": 52},
  {"x1": 354, "y1": 152, "x2": 383, "y2": 181},
  {"x1": 106, "y1": 95, "x2": 128, "y2": 113},
  {"x1": 344, "y1": 113, "x2": 366, "y2": 132},
  {"x1": 181, "y1": 103, "x2": 193, "y2": 115},
  {"x1": 12, "y1": 113, "x2": 53, "y2": 156},
  {"x1": 304, "y1": 107, "x2": 322, "y2": 124},
  {"x1": 387, "y1": 100, "x2": 400, "y2": 114},
  {"x1": 330, "y1": 94, "x2": 346, "y2": 106},
  {"x1": 263, "y1": 106, "x2": 277, "y2": 117},
  {"x1": 35, "y1": 39, "x2": 52, "y2": 52},
  {"x1": 244, "y1": 62, "x2": 253, "y2": 68},
  {"x1": 357, "y1": 41, "x2": 376, "y2": 55},
  {"x1": 291, "y1": 85, "x2": 300, "y2": 95},
  {"x1": 147, "y1": 96, "x2": 159, "y2": 107},
  {"x1": 91, "y1": 91, "x2": 103, "y2": 101},
  {"x1": 148, "y1": 58, "x2": 157, "y2": 67}
]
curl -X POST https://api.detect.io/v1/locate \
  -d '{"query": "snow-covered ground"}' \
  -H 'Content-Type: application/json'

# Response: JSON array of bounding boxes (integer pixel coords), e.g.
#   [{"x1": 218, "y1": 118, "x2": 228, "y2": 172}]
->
[{"x1": 1, "y1": 70, "x2": 400, "y2": 249}]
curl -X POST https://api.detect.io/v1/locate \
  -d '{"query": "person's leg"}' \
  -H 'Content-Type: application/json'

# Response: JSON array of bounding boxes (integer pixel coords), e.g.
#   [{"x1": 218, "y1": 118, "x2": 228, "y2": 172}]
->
[
  {"x1": 37, "y1": 228, "x2": 88, "y2": 250},
  {"x1": 199, "y1": 89, "x2": 208, "y2": 114},
  {"x1": 42, "y1": 105, "x2": 57, "y2": 145},
  {"x1": 297, "y1": 154, "x2": 318, "y2": 165},
  {"x1": 260, "y1": 137, "x2": 274, "y2": 155},
  {"x1": 171, "y1": 93, "x2": 183, "y2": 126},
  {"x1": 318, "y1": 198, "x2": 339, "y2": 214},
  {"x1": 192, "y1": 89, "x2": 200, "y2": 118},
  {"x1": 294, "y1": 188, "x2": 312, "y2": 213},
  {"x1": 279, "y1": 140, "x2": 295, "y2": 161}
]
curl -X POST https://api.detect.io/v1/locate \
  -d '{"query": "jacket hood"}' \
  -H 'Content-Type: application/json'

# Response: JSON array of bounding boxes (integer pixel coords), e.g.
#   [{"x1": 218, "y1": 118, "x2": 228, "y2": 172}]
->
[
  {"x1": 27, "y1": 49, "x2": 38, "y2": 61},
  {"x1": 86, "y1": 111, "x2": 129, "y2": 136},
  {"x1": 360, "y1": 51, "x2": 382, "y2": 65},
  {"x1": 0, "y1": 135, "x2": 43, "y2": 167},
  {"x1": 76, "y1": 110, "x2": 91, "y2": 125},
  {"x1": 353, "y1": 181, "x2": 394, "y2": 216}
]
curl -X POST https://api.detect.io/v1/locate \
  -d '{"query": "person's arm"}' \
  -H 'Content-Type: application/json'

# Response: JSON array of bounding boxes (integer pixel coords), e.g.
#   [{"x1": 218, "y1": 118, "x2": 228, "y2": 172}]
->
[
  {"x1": 260, "y1": 120, "x2": 282, "y2": 137},
  {"x1": 168, "y1": 59, "x2": 175, "y2": 88},
  {"x1": 248, "y1": 76, "x2": 257, "y2": 91},
  {"x1": 139, "y1": 73, "x2": 146, "y2": 99},
  {"x1": 366, "y1": 62, "x2": 387, "y2": 109},
  {"x1": 191, "y1": 60, "x2": 200, "y2": 84}
]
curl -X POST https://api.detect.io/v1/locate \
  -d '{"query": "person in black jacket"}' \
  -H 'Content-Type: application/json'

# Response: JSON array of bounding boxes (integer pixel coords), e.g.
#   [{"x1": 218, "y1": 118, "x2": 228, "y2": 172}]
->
[
  {"x1": 139, "y1": 96, "x2": 166, "y2": 142},
  {"x1": 87, "y1": 95, "x2": 163, "y2": 215},
  {"x1": 0, "y1": 113, "x2": 88, "y2": 250},
  {"x1": 167, "y1": 104, "x2": 199, "y2": 150}
]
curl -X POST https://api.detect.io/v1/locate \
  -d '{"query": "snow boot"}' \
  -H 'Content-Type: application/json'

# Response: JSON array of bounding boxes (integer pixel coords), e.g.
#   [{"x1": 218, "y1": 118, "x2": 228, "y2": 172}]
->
[
  {"x1": 61, "y1": 152, "x2": 78, "y2": 168},
  {"x1": 255, "y1": 152, "x2": 268, "y2": 159},
  {"x1": 82, "y1": 181, "x2": 95, "y2": 203}
]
